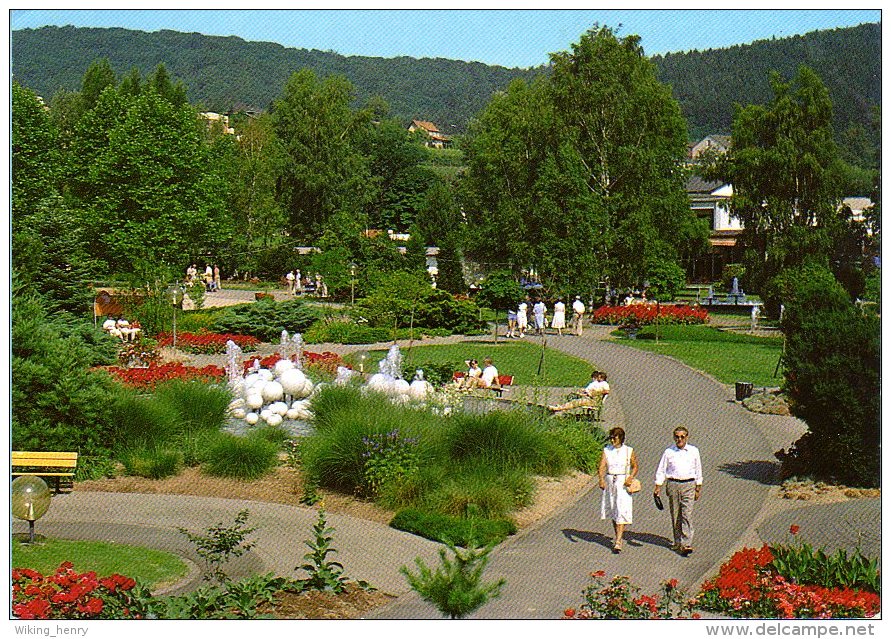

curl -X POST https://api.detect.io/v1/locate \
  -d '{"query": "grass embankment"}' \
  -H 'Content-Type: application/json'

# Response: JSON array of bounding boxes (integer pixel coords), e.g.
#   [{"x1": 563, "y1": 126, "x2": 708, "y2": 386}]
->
[
  {"x1": 12, "y1": 539, "x2": 189, "y2": 591},
  {"x1": 612, "y1": 324, "x2": 784, "y2": 387},
  {"x1": 358, "y1": 340, "x2": 595, "y2": 387}
]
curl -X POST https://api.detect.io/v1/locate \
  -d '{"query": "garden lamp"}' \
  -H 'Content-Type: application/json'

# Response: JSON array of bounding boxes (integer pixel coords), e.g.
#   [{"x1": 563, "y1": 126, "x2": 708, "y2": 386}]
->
[
  {"x1": 350, "y1": 263, "x2": 358, "y2": 306},
  {"x1": 12, "y1": 476, "x2": 52, "y2": 544},
  {"x1": 166, "y1": 284, "x2": 185, "y2": 349},
  {"x1": 355, "y1": 350, "x2": 368, "y2": 374}
]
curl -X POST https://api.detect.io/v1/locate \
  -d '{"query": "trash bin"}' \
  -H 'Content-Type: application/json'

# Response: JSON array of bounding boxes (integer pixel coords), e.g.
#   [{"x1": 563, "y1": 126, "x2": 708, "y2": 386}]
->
[{"x1": 735, "y1": 382, "x2": 754, "y2": 401}]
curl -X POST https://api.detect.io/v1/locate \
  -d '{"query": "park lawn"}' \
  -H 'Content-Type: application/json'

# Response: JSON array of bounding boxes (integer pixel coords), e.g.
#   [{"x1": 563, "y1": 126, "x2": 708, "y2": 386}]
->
[
  {"x1": 613, "y1": 324, "x2": 785, "y2": 387},
  {"x1": 361, "y1": 340, "x2": 594, "y2": 387},
  {"x1": 12, "y1": 538, "x2": 189, "y2": 590}
]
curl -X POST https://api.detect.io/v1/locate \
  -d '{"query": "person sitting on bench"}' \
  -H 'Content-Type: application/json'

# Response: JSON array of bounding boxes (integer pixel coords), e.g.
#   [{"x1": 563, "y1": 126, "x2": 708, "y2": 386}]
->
[
  {"x1": 548, "y1": 370, "x2": 609, "y2": 411},
  {"x1": 465, "y1": 357, "x2": 500, "y2": 390},
  {"x1": 456, "y1": 359, "x2": 482, "y2": 389}
]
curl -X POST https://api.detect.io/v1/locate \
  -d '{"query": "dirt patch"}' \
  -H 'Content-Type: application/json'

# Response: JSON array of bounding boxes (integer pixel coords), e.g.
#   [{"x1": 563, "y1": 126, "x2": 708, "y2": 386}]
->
[
  {"x1": 779, "y1": 479, "x2": 881, "y2": 503},
  {"x1": 261, "y1": 583, "x2": 395, "y2": 619}
]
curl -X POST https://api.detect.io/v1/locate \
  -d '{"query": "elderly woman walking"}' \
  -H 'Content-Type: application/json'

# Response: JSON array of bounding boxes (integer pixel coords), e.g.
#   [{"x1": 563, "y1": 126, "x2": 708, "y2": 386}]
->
[{"x1": 598, "y1": 427, "x2": 639, "y2": 553}]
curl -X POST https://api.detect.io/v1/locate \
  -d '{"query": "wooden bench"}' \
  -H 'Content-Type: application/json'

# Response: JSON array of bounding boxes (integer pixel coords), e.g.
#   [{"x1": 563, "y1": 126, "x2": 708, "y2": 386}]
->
[
  {"x1": 452, "y1": 372, "x2": 514, "y2": 397},
  {"x1": 12, "y1": 451, "x2": 78, "y2": 493},
  {"x1": 555, "y1": 395, "x2": 606, "y2": 422}
]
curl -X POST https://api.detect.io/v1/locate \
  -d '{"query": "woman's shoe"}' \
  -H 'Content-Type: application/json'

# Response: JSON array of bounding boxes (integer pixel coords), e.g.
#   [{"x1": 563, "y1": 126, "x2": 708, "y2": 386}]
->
[{"x1": 612, "y1": 540, "x2": 622, "y2": 553}]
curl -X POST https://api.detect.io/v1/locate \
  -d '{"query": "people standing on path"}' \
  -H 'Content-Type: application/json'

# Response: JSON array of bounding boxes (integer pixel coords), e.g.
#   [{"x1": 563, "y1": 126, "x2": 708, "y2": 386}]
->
[
  {"x1": 506, "y1": 308, "x2": 518, "y2": 338},
  {"x1": 516, "y1": 301, "x2": 528, "y2": 338},
  {"x1": 572, "y1": 296, "x2": 586, "y2": 335},
  {"x1": 551, "y1": 299, "x2": 566, "y2": 335},
  {"x1": 653, "y1": 426, "x2": 703, "y2": 557},
  {"x1": 204, "y1": 264, "x2": 214, "y2": 292},
  {"x1": 295, "y1": 269, "x2": 303, "y2": 294},
  {"x1": 533, "y1": 299, "x2": 547, "y2": 335},
  {"x1": 286, "y1": 270, "x2": 296, "y2": 294},
  {"x1": 213, "y1": 265, "x2": 221, "y2": 291},
  {"x1": 598, "y1": 427, "x2": 638, "y2": 553}
]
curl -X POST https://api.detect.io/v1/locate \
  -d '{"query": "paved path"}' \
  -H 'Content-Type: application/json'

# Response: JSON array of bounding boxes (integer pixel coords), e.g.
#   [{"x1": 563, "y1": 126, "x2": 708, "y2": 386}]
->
[{"x1": 16, "y1": 316, "x2": 879, "y2": 618}]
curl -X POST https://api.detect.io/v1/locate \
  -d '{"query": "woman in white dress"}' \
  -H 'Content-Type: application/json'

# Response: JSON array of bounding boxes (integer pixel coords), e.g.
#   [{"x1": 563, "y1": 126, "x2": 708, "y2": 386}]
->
[
  {"x1": 598, "y1": 426, "x2": 639, "y2": 553},
  {"x1": 516, "y1": 301, "x2": 528, "y2": 337},
  {"x1": 551, "y1": 299, "x2": 566, "y2": 335}
]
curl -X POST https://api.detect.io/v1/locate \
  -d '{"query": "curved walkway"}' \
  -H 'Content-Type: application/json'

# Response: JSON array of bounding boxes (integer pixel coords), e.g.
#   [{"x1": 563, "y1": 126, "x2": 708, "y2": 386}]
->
[{"x1": 16, "y1": 324, "x2": 879, "y2": 618}]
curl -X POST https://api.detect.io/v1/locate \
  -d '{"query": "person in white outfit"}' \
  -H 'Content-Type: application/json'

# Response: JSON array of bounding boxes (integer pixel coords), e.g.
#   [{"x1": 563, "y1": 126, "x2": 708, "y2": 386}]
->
[
  {"x1": 572, "y1": 296, "x2": 586, "y2": 335},
  {"x1": 516, "y1": 301, "x2": 528, "y2": 338},
  {"x1": 551, "y1": 299, "x2": 566, "y2": 335},
  {"x1": 599, "y1": 426, "x2": 639, "y2": 553},
  {"x1": 532, "y1": 299, "x2": 547, "y2": 335}
]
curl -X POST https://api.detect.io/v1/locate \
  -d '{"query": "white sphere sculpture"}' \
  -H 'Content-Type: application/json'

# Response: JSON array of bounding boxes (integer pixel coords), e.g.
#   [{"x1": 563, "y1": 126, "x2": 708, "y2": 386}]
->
[
  {"x1": 274, "y1": 359, "x2": 295, "y2": 375},
  {"x1": 394, "y1": 379, "x2": 411, "y2": 396},
  {"x1": 245, "y1": 393, "x2": 264, "y2": 410},
  {"x1": 257, "y1": 369, "x2": 274, "y2": 382},
  {"x1": 270, "y1": 401, "x2": 289, "y2": 416},
  {"x1": 231, "y1": 408, "x2": 246, "y2": 419},
  {"x1": 261, "y1": 380, "x2": 284, "y2": 402},
  {"x1": 265, "y1": 413, "x2": 283, "y2": 427},
  {"x1": 278, "y1": 369, "x2": 307, "y2": 396},
  {"x1": 245, "y1": 412, "x2": 259, "y2": 425}
]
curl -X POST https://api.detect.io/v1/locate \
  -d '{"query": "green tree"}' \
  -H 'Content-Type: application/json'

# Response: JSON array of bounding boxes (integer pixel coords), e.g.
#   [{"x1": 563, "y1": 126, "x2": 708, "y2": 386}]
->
[
  {"x1": 271, "y1": 69, "x2": 372, "y2": 240},
  {"x1": 778, "y1": 264, "x2": 879, "y2": 487},
  {"x1": 11, "y1": 82, "x2": 61, "y2": 217},
  {"x1": 72, "y1": 87, "x2": 233, "y2": 272},
  {"x1": 711, "y1": 66, "x2": 846, "y2": 293}
]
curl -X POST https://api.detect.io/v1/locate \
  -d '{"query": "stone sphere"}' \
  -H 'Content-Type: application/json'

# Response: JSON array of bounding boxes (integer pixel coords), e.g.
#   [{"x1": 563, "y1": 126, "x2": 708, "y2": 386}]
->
[
  {"x1": 279, "y1": 369, "x2": 307, "y2": 396},
  {"x1": 265, "y1": 413, "x2": 283, "y2": 427},
  {"x1": 245, "y1": 393, "x2": 264, "y2": 410},
  {"x1": 243, "y1": 373, "x2": 261, "y2": 388},
  {"x1": 257, "y1": 369, "x2": 274, "y2": 382},
  {"x1": 11, "y1": 476, "x2": 52, "y2": 521},
  {"x1": 244, "y1": 412, "x2": 259, "y2": 425},
  {"x1": 261, "y1": 380, "x2": 284, "y2": 402},
  {"x1": 274, "y1": 359, "x2": 296, "y2": 375},
  {"x1": 285, "y1": 408, "x2": 302, "y2": 420},
  {"x1": 270, "y1": 401, "x2": 289, "y2": 416},
  {"x1": 394, "y1": 379, "x2": 411, "y2": 395},
  {"x1": 260, "y1": 408, "x2": 273, "y2": 420},
  {"x1": 231, "y1": 408, "x2": 246, "y2": 419}
]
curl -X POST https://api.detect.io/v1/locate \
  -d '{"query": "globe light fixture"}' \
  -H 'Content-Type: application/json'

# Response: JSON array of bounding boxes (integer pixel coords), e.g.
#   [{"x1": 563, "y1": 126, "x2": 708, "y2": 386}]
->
[
  {"x1": 11, "y1": 476, "x2": 52, "y2": 544},
  {"x1": 355, "y1": 350, "x2": 369, "y2": 374}
]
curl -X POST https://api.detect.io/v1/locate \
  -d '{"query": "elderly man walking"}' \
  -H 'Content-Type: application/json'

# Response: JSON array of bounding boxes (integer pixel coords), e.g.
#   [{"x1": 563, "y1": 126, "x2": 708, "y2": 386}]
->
[{"x1": 653, "y1": 426, "x2": 703, "y2": 557}]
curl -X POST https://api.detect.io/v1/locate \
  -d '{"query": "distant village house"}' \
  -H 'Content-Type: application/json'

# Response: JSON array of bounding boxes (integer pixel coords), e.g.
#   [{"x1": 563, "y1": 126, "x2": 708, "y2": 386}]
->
[{"x1": 408, "y1": 119, "x2": 451, "y2": 148}]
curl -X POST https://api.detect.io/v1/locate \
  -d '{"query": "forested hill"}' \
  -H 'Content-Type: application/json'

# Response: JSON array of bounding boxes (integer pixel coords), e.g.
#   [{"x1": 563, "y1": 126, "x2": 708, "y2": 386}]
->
[
  {"x1": 10, "y1": 25, "x2": 539, "y2": 133},
  {"x1": 652, "y1": 22, "x2": 881, "y2": 141},
  {"x1": 11, "y1": 23, "x2": 880, "y2": 137}
]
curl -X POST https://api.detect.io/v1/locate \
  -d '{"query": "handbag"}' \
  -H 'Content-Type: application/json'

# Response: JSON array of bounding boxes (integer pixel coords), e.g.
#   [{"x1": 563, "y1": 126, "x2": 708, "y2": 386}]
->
[{"x1": 624, "y1": 447, "x2": 641, "y2": 494}]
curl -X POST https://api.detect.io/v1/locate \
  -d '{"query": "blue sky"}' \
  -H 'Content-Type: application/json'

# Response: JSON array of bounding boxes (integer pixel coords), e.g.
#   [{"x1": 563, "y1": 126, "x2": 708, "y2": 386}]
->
[{"x1": 9, "y1": 5, "x2": 882, "y2": 69}]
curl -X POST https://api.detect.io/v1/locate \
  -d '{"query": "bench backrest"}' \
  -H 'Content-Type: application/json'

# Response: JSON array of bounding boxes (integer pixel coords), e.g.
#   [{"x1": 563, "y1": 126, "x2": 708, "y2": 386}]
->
[
  {"x1": 497, "y1": 375, "x2": 514, "y2": 386},
  {"x1": 12, "y1": 451, "x2": 79, "y2": 469}
]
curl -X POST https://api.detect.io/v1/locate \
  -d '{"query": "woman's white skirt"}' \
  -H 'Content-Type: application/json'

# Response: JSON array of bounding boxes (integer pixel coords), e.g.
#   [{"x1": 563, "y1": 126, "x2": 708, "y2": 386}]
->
[
  {"x1": 601, "y1": 474, "x2": 633, "y2": 524},
  {"x1": 551, "y1": 312, "x2": 566, "y2": 329}
]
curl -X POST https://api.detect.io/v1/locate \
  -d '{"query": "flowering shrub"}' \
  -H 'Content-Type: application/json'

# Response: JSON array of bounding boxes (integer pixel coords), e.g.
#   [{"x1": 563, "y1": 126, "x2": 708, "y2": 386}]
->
[
  {"x1": 564, "y1": 571, "x2": 698, "y2": 619},
  {"x1": 591, "y1": 304, "x2": 709, "y2": 326},
  {"x1": 117, "y1": 340, "x2": 160, "y2": 368},
  {"x1": 157, "y1": 331, "x2": 260, "y2": 354},
  {"x1": 697, "y1": 541, "x2": 881, "y2": 618},
  {"x1": 104, "y1": 362, "x2": 225, "y2": 389},
  {"x1": 12, "y1": 562, "x2": 150, "y2": 620},
  {"x1": 361, "y1": 429, "x2": 421, "y2": 497}
]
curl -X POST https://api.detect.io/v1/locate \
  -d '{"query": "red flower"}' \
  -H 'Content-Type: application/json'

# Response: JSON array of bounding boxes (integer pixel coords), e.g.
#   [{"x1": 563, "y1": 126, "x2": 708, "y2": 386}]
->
[
  {"x1": 563, "y1": 608, "x2": 576, "y2": 617},
  {"x1": 789, "y1": 525, "x2": 800, "y2": 535},
  {"x1": 591, "y1": 570, "x2": 606, "y2": 578},
  {"x1": 667, "y1": 578, "x2": 679, "y2": 589}
]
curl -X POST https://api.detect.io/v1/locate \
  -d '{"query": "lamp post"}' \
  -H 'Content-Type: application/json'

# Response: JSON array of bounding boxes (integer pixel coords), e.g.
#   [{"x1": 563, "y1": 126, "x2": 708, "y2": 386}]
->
[
  {"x1": 12, "y1": 476, "x2": 52, "y2": 544},
  {"x1": 350, "y1": 263, "x2": 357, "y2": 306},
  {"x1": 166, "y1": 284, "x2": 185, "y2": 349}
]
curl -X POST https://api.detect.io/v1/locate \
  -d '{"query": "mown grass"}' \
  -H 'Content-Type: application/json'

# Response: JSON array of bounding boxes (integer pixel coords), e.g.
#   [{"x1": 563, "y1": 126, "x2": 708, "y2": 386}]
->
[
  {"x1": 613, "y1": 324, "x2": 785, "y2": 387},
  {"x1": 354, "y1": 340, "x2": 595, "y2": 387},
  {"x1": 12, "y1": 539, "x2": 189, "y2": 590}
]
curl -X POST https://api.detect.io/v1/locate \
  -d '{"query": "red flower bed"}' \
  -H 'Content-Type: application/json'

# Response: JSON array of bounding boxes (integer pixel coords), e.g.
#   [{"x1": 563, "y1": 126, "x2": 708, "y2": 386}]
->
[
  {"x1": 157, "y1": 331, "x2": 260, "y2": 354},
  {"x1": 103, "y1": 362, "x2": 225, "y2": 389},
  {"x1": 698, "y1": 544, "x2": 880, "y2": 618},
  {"x1": 13, "y1": 562, "x2": 143, "y2": 620},
  {"x1": 591, "y1": 304, "x2": 709, "y2": 326},
  {"x1": 242, "y1": 351, "x2": 346, "y2": 375}
]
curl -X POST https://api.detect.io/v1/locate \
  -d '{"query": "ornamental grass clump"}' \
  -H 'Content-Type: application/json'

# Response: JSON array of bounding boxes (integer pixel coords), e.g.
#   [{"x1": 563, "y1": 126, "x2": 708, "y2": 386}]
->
[{"x1": 200, "y1": 432, "x2": 279, "y2": 480}]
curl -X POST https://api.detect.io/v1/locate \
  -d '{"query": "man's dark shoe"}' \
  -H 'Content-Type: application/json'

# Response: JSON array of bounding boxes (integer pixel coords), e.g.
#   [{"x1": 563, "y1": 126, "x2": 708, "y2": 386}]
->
[{"x1": 680, "y1": 547, "x2": 693, "y2": 557}]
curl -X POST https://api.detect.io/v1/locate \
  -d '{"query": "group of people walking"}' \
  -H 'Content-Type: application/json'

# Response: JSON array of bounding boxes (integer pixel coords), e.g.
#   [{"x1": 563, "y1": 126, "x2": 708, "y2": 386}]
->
[
  {"x1": 598, "y1": 425, "x2": 703, "y2": 556},
  {"x1": 185, "y1": 263, "x2": 221, "y2": 292},
  {"x1": 507, "y1": 296, "x2": 587, "y2": 338},
  {"x1": 285, "y1": 270, "x2": 327, "y2": 297}
]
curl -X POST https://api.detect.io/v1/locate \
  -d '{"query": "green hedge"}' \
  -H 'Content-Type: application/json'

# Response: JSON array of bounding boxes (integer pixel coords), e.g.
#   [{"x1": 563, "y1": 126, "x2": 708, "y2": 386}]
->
[
  {"x1": 390, "y1": 508, "x2": 517, "y2": 547},
  {"x1": 211, "y1": 299, "x2": 317, "y2": 342}
]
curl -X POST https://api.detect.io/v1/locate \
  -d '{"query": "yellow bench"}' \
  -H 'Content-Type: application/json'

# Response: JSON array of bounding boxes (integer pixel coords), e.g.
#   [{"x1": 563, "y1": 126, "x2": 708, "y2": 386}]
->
[{"x1": 12, "y1": 451, "x2": 78, "y2": 493}]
